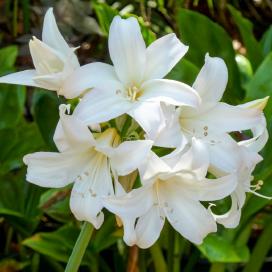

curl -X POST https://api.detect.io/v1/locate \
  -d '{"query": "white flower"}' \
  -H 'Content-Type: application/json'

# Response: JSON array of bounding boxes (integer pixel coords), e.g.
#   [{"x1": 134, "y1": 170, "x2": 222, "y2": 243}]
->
[
  {"x1": 211, "y1": 146, "x2": 267, "y2": 228},
  {"x1": 104, "y1": 139, "x2": 237, "y2": 248},
  {"x1": 23, "y1": 105, "x2": 153, "y2": 228},
  {"x1": 62, "y1": 16, "x2": 200, "y2": 138},
  {"x1": 156, "y1": 54, "x2": 268, "y2": 174},
  {"x1": 0, "y1": 8, "x2": 80, "y2": 98}
]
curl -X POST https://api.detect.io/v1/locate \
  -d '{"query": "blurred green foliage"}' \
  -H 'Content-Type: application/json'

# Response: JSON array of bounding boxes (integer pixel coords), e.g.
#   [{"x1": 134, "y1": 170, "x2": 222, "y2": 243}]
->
[{"x1": 0, "y1": 0, "x2": 272, "y2": 271}]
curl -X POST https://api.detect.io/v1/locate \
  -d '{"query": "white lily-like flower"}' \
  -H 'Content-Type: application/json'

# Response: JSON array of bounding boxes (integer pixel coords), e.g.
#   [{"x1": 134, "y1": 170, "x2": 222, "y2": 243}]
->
[
  {"x1": 210, "y1": 146, "x2": 267, "y2": 228},
  {"x1": 156, "y1": 54, "x2": 268, "y2": 174},
  {"x1": 104, "y1": 139, "x2": 237, "y2": 248},
  {"x1": 23, "y1": 105, "x2": 153, "y2": 228},
  {"x1": 0, "y1": 8, "x2": 80, "y2": 98},
  {"x1": 62, "y1": 16, "x2": 200, "y2": 139}
]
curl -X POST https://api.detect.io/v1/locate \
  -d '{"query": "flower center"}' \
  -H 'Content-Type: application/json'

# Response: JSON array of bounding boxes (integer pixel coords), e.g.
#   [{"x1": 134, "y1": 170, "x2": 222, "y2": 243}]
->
[{"x1": 126, "y1": 85, "x2": 142, "y2": 101}]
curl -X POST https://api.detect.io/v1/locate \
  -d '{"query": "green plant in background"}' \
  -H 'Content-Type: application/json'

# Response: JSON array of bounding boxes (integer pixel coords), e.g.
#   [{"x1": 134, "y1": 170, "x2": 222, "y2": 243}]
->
[{"x1": 0, "y1": 1, "x2": 272, "y2": 272}]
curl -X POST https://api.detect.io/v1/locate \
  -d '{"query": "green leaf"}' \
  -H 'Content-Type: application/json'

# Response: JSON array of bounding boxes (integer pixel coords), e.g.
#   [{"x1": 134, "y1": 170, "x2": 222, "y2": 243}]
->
[
  {"x1": 0, "y1": 120, "x2": 45, "y2": 174},
  {"x1": 177, "y1": 9, "x2": 243, "y2": 103},
  {"x1": 0, "y1": 84, "x2": 26, "y2": 129},
  {"x1": 23, "y1": 224, "x2": 94, "y2": 265},
  {"x1": 260, "y1": 25, "x2": 272, "y2": 57},
  {"x1": 242, "y1": 217, "x2": 272, "y2": 272},
  {"x1": 93, "y1": 2, "x2": 156, "y2": 45},
  {"x1": 0, "y1": 169, "x2": 44, "y2": 235},
  {"x1": 93, "y1": 2, "x2": 118, "y2": 35},
  {"x1": 32, "y1": 90, "x2": 63, "y2": 150},
  {"x1": 228, "y1": 5, "x2": 263, "y2": 70},
  {"x1": 198, "y1": 234, "x2": 249, "y2": 263},
  {"x1": 0, "y1": 45, "x2": 18, "y2": 74},
  {"x1": 39, "y1": 187, "x2": 73, "y2": 223},
  {"x1": 167, "y1": 58, "x2": 199, "y2": 85}
]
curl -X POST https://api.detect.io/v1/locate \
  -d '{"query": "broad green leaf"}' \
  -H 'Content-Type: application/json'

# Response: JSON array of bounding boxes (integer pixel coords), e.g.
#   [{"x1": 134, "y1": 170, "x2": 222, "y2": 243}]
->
[
  {"x1": 93, "y1": 2, "x2": 118, "y2": 34},
  {"x1": 260, "y1": 25, "x2": 272, "y2": 57},
  {"x1": 242, "y1": 53, "x2": 272, "y2": 222},
  {"x1": 93, "y1": 2, "x2": 156, "y2": 45},
  {"x1": 23, "y1": 224, "x2": 93, "y2": 264},
  {"x1": 0, "y1": 45, "x2": 18, "y2": 74},
  {"x1": 198, "y1": 234, "x2": 249, "y2": 263},
  {"x1": 228, "y1": 5, "x2": 263, "y2": 70},
  {"x1": 177, "y1": 9, "x2": 243, "y2": 103},
  {"x1": 32, "y1": 90, "x2": 63, "y2": 150},
  {"x1": 167, "y1": 58, "x2": 199, "y2": 85},
  {"x1": 0, "y1": 120, "x2": 45, "y2": 174},
  {"x1": 39, "y1": 187, "x2": 73, "y2": 223},
  {"x1": 0, "y1": 169, "x2": 44, "y2": 235},
  {"x1": 235, "y1": 54, "x2": 253, "y2": 87},
  {"x1": 0, "y1": 84, "x2": 26, "y2": 129}
]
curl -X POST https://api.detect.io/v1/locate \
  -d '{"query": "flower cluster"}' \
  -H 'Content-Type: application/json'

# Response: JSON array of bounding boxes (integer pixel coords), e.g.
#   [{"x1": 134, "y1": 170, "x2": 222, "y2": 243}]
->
[{"x1": 0, "y1": 8, "x2": 269, "y2": 248}]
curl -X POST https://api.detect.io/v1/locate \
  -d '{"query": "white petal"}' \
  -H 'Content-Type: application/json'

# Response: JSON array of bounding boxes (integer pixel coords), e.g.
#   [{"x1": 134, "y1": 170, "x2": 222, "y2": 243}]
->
[
  {"x1": 103, "y1": 185, "x2": 154, "y2": 219},
  {"x1": 144, "y1": 33, "x2": 188, "y2": 80},
  {"x1": 33, "y1": 73, "x2": 64, "y2": 91},
  {"x1": 141, "y1": 79, "x2": 200, "y2": 107},
  {"x1": 109, "y1": 140, "x2": 153, "y2": 176},
  {"x1": 23, "y1": 150, "x2": 90, "y2": 188},
  {"x1": 139, "y1": 151, "x2": 171, "y2": 182},
  {"x1": 160, "y1": 183, "x2": 217, "y2": 244},
  {"x1": 214, "y1": 186, "x2": 245, "y2": 228},
  {"x1": 183, "y1": 102, "x2": 262, "y2": 136},
  {"x1": 153, "y1": 104, "x2": 187, "y2": 148},
  {"x1": 193, "y1": 54, "x2": 228, "y2": 106},
  {"x1": 42, "y1": 8, "x2": 79, "y2": 68},
  {"x1": 54, "y1": 104, "x2": 95, "y2": 152},
  {"x1": 239, "y1": 115, "x2": 268, "y2": 152},
  {"x1": 70, "y1": 152, "x2": 113, "y2": 229},
  {"x1": 0, "y1": 70, "x2": 39, "y2": 87},
  {"x1": 74, "y1": 88, "x2": 132, "y2": 126},
  {"x1": 29, "y1": 37, "x2": 65, "y2": 75},
  {"x1": 184, "y1": 174, "x2": 237, "y2": 201},
  {"x1": 163, "y1": 138, "x2": 209, "y2": 178},
  {"x1": 128, "y1": 101, "x2": 165, "y2": 139},
  {"x1": 108, "y1": 16, "x2": 146, "y2": 84},
  {"x1": 135, "y1": 205, "x2": 165, "y2": 249},
  {"x1": 208, "y1": 134, "x2": 242, "y2": 175},
  {"x1": 62, "y1": 62, "x2": 119, "y2": 99}
]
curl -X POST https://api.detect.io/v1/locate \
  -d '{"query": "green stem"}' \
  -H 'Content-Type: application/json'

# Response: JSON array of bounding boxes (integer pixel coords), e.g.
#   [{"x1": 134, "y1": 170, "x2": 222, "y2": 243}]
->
[
  {"x1": 242, "y1": 217, "x2": 272, "y2": 272},
  {"x1": 65, "y1": 222, "x2": 94, "y2": 272},
  {"x1": 150, "y1": 242, "x2": 168, "y2": 272},
  {"x1": 167, "y1": 227, "x2": 175, "y2": 271}
]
